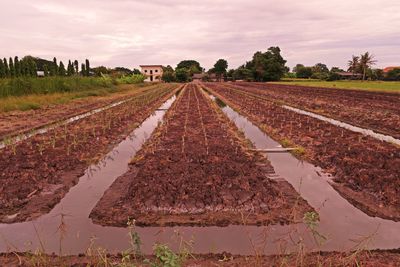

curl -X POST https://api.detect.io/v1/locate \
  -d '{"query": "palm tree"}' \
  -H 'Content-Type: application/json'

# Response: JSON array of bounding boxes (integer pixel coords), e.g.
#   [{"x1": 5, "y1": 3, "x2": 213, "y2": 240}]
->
[
  {"x1": 347, "y1": 55, "x2": 359, "y2": 75},
  {"x1": 359, "y1": 52, "x2": 377, "y2": 81}
]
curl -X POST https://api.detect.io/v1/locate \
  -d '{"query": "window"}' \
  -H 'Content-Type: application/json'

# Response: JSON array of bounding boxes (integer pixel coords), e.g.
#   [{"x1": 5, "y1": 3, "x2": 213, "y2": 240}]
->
[
  {"x1": 155, "y1": 69, "x2": 158, "y2": 73},
  {"x1": 144, "y1": 70, "x2": 148, "y2": 73}
]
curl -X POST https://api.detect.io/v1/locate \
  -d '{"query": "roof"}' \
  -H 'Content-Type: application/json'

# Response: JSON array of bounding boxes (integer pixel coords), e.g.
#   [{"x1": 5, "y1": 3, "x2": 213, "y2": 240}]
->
[
  {"x1": 383, "y1": 66, "x2": 400, "y2": 73},
  {"x1": 139, "y1": 65, "x2": 163, "y2": 68}
]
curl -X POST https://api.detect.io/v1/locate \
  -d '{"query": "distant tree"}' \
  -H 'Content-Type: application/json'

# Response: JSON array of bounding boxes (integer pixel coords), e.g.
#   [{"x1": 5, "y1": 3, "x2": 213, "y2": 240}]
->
[
  {"x1": 248, "y1": 46, "x2": 287, "y2": 81},
  {"x1": 312, "y1": 63, "x2": 329, "y2": 73},
  {"x1": 175, "y1": 68, "x2": 189, "y2": 82},
  {"x1": 9, "y1": 57, "x2": 15, "y2": 77},
  {"x1": 0, "y1": 60, "x2": 4, "y2": 78},
  {"x1": 59, "y1": 61, "x2": 66, "y2": 76},
  {"x1": 296, "y1": 66, "x2": 313, "y2": 78},
  {"x1": 133, "y1": 68, "x2": 141, "y2": 75},
  {"x1": 359, "y1": 52, "x2": 376, "y2": 80},
  {"x1": 91, "y1": 66, "x2": 109, "y2": 76},
  {"x1": 74, "y1": 60, "x2": 79, "y2": 74},
  {"x1": 81, "y1": 63, "x2": 86, "y2": 76},
  {"x1": 176, "y1": 60, "x2": 202, "y2": 74},
  {"x1": 292, "y1": 64, "x2": 304, "y2": 73},
  {"x1": 3, "y1": 58, "x2": 9, "y2": 77},
  {"x1": 233, "y1": 66, "x2": 253, "y2": 81},
  {"x1": 330, "y1": 67, "x2": 344, "y2": 73},
  {"x1": 30, "y1": 60, "x2": 37, "y2": 77},
  {"x1": 161, "y1": 65, "x2": 175, "y2": 82},
  {"x1": 212, "y1": 59, "x2": 228, "y2": 81},
  {"x1": 67, "y1": 60, "x2": 73, "y2": 76},
  {"x1": 43, "y1": 64, "x2": 49, "y2": 76},
  {"x1": 347, "y1": 55, "x2": 360, "y2": 75},
  {"x1": 386, "y1": 68, "x2": 400, "y2": 81},
  {"x1": 85, "y1": 59, "x2": 90, "y2": 76},
  {"x1": 14, "y1": 56, "x2": 21, "y2": 77},
  {"x1": 53, "y1": 57, "x2": 58, "y2": 75},
  {"x1": 113, "y1": 67, "x2": 133, "y2": 76}
]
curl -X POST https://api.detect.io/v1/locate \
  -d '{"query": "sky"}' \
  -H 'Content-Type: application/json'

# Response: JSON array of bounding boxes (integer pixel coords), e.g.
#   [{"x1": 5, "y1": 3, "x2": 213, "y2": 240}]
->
[{"x1": 1, "y1": 0, "x2": 399, "y2": 71}]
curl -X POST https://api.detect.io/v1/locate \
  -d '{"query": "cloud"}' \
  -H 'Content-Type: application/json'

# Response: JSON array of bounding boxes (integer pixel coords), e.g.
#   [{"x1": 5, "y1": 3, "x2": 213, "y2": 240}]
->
[{"x1": 0, "y1": 0, "x2": 399, "y2": 70}]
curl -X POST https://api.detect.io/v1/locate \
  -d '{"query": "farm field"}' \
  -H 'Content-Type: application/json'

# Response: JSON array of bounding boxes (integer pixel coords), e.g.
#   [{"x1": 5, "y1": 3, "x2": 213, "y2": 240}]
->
[
  {"x1": 228, "y1": 82, "x2": 400, "y2": 139},
  {"x1": 203, "y1": 82, "x2": 400, "y2": 221},
  {"x1": 0, "y1": 82, "x2": 399, "y2": 265},
  {"x1": 0, "y1": 84, "x2": 178, "y2": 223},
  {"x1": 90, "y1": 84, "x2": 312, "y2": 226},
  {"x1": 0, "y1": 83, "x2": 168, "y2": 139},
  {"x1": 272, "y1": 79, "x2": 400, "y2": 93}
]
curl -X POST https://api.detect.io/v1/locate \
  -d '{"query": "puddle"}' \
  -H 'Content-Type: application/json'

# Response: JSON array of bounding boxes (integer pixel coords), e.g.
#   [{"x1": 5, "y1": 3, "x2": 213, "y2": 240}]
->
[
  {"x1": 283, "y1": 105, "x2": 400, "y2": 146},
  {"x1": 0, "y1": 92, "x2": 399, "y2": 256}
]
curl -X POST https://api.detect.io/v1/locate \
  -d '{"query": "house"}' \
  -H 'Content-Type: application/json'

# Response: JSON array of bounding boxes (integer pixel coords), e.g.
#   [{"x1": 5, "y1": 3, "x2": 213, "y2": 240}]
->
[
  {"x1": 383, "y1": 66, "x2": 400, "y2": 73},
  {"x1": 140, "y1": 65, "x2": 163, "y2": 82},
  {"x1": 336, "y1": 72, "x2": 362, "y2": 80}
]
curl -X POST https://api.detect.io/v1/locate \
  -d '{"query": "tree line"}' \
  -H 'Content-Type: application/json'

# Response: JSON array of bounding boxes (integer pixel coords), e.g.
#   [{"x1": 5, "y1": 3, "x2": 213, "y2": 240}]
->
[
  {"x1": 161, "y1": 46, "x2": 287, "y2": 82},
  {"x1": 293, "y1": 52, "x2": 400, "y2": 81},
  {"x1": 0, "y1": 56, "x2": 92, "y2": 78}
]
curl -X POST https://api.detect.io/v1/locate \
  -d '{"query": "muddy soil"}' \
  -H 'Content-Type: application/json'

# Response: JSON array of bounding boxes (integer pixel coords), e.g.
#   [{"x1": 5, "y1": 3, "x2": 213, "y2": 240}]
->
[
  {"x1": 90, "y1": 84, "x2": 312, "y2": 227},
  {"x1": 0, "y1": 84, "x2": 168, "y2": 140},
  {"x1": 224, "y1": 82, "x2": 400, "y2": 139},
  {"x1": 204, "y1": 83, "x2": 400, "y2": 221},
  {"x1": 1, "y1": 249, "x2": 399, "y2": 266},
  {"x1": 0, "y1": 85, "x2": 177, "y2": 223}
]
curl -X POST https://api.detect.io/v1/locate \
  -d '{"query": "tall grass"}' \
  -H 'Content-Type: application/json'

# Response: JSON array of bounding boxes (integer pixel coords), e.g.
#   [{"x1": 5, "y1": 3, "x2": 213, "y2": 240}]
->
[{"x1": 0, "y1": 76, "x2": 115, "y2": 98}]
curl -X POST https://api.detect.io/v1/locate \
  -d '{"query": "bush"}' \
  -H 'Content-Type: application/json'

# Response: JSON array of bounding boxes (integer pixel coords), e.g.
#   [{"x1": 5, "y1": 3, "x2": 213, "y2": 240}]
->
[{"x1": 116, "y1": 74, "x2": 146, "y2": 84}]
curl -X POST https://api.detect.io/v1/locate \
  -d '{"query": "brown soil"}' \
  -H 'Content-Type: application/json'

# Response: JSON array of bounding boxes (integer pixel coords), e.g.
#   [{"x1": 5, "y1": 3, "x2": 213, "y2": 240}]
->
[
  {"x1": 229, "y1": 82, "x2": 400, "y2": 139},
  {"x1": 0, "y1": 84, "x2": 164, "y2": 140},
  {"x1": 90, "y1": 84, "x2": 313, "y2": 227},
  {"x1": 0, "y1": 85, "x2": 178, "y2": 223},
  {"x1": 204, "y1": 82, "x2": 400, "y2": 221},
  {"x1": 1, "y1": 249, "x2": 400, "y2": 266}
]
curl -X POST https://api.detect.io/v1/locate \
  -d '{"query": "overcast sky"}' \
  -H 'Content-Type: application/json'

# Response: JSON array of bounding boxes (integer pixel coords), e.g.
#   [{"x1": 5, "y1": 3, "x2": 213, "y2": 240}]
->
[{"x1": 1, "y1": 0, "x2": 399, "y2": 70}]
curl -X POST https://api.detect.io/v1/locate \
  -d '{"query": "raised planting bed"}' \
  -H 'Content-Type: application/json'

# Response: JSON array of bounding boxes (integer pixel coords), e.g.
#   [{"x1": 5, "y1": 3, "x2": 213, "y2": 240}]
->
[
  {"x1": 0, "y1": 83, "x2": 170, "y2": 141},
  {"x1": 90, "y1": 84, "x2": 313, "y2": 226},
  {"x1": 221, "y1": 82, "x2": 400, "y2": 139},
  {"x1": 0, "y1": 84, "x2": 179, "y2": 223},
  {"x1": 203, "y1": 83, "x2": 400, "y2": 221}
]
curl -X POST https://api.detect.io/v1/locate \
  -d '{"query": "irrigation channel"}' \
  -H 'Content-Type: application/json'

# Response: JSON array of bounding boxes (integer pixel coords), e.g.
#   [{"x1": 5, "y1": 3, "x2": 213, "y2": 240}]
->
[{"x1": 0, "y1": 90, "x2": 399, "y2": 256}]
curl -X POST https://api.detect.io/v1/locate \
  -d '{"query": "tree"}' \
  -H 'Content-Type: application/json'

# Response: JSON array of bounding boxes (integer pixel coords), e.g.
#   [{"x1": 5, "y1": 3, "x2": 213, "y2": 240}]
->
[
  {"x1": 312, "y1": 63, "x2": 329, "y2": 73},
  {"x1": 59, "y1": 61, "x2": 66, "y2": 76},
  {"x1": 176, "y1": 60, "x2": 202, "y2": 76},
  {"x1": 85, "y1": 59, "x2": 90, "y2": 76},
  {"x1": 74, "y1": 60, "x2": 79, "y2": 74},
  {"x1": 248, "y1": 46, "x2": 287, "y2": 81},
  {"x1": 9, "y1": 57, "x2": 15, "y2": 77},
  {"x1": 386, "y1": 68, "x2": 400, "y2": 81},
  {"x1": 133, "y1": 68, "x2": 141, "y2": 75},
  {"x1": 91, "y1": 66, "x2": 108, "y2": 76},
  {"x1": 347, "y1": 55, "x2": 359, "y2": 75},
  {"x1": 359, "y1": 52, "x2": 376, "y2": 80},
  {"x1": 14, "y1": 56, "x2": 20, "y2": 77},
  {"x1": 81, "y1": 63, "x2": 86, "y2": 76},
  {"x1": 3, "y1": 58, "x2": 9, "y2": 77},
  {"x1": 161, "y1": 65, "x2": 175, "y2": 82},
  {"x1": 67, "y1": 60, "x2": 73, "y2": 76},
  {"x1": 296, "y1": 66, "x2": 313, "y2": 78},
  {"x1": 53, "y1": 57, "x2": 58, "y2": 75},
  {"x1": 175, "y1": 68, "x2": 189, "y2": 82},
  {"x1": 213, "y1": 59, "x2": 228, "y2": 81},
  {"x1": 0, "y1": 60, "x2": 4, "y2": 78}
]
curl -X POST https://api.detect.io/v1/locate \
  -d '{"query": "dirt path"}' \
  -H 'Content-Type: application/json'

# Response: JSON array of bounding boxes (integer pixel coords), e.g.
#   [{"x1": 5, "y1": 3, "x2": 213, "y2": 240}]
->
[
  {"x1": 222, "y1": 82, "x2": 400, "y2": 139},
  {"x1": 203, "y1": 83, "x2": 400, "y2": 222},
  {"x1": 0, "y1": 84, "x2": 168, "y2": 140},
  {"x1": 0, "y1": 85, "x2": 178, "y2": 223},
  {"x1": 90, "y1": 84, "x2": 312, "y2": 227}
]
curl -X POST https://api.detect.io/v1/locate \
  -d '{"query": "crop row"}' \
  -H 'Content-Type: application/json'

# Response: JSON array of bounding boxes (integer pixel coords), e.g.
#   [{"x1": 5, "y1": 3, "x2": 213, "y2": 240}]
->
[
  {"x1": 226, "y1": 82, "x2": 400, "y2": 139},
  {"x1": 203, "y1": 83, "x2": 400, "y2": 221},
  {"x1": 90, "y1": 84, "x2": 312, "y2": 226},
  {"x1": 0, "y1": 84, "x2": 178, "y2": 223}
]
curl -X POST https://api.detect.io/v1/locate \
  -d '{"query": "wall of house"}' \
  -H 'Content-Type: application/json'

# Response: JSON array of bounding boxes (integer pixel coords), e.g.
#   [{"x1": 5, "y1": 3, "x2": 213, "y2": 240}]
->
[{"x1": 140, "y1": 66, "x2": 163, "y2": 82}]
